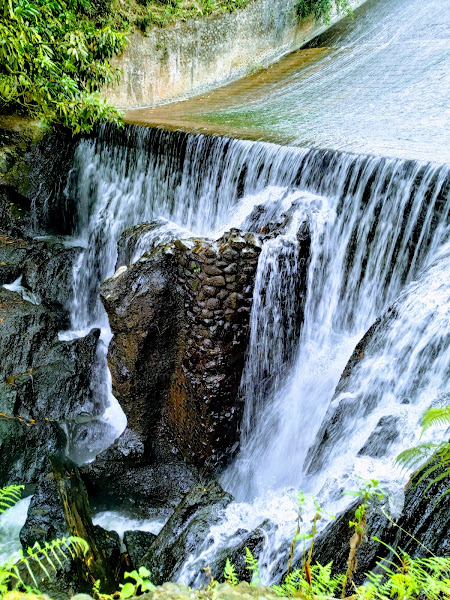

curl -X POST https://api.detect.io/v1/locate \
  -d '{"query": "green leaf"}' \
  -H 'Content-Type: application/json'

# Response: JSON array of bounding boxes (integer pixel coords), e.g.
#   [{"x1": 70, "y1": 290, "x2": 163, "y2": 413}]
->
[
  {"x1": 138, "y1": 566, "x2": 150, "y2": 579},
  {"x1": 120, "y1": 582, "x2": 136, "y2": 598}
]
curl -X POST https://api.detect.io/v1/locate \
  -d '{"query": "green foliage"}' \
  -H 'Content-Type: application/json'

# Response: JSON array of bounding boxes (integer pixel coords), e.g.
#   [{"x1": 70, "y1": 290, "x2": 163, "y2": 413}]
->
[
  {"x1": 273, "y1": 562, "x2": 345, "y2": 598},
  {"x1": 295, "y1": 0, "x2": 352, "y2": 24},
  {"x1": 356, "y1": 550, "x2": 450, "y2": 600},
  {"x1": 129, "y1": 0, "x2": 252, "y2": 30},
  {"x1": 0, "y1": 0, "x2": 127, "y2": 132},
  {"x1": 421, "y1": 406, "x2": 450, "y2": 432},
  {"x1": 119, "y1": 567, "x2": 155, "y2": 598},
  {"x1": 244, "y1": 547, "x2": 261, "y2": 585},
  {"x1": 0, "y1": 485, "x2": 24, "y2": 515},
  {"x1": 397, "y1": 406, "x2": 450, "y2": 504},
  {"x1": 223, "y1": 558, "x2": 239, "y2": 586},
  {"x1": 0, "y1": 536, "x2": 89, "y2": 594},
  {"x1": 343, "y1": 478, "x2": 385, "y2": 534}
]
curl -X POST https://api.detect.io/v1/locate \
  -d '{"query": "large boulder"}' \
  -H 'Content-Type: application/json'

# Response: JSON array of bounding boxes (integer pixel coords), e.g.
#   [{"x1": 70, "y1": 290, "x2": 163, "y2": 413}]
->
[
  {"x1": 0, "y1": 232, "x2": 82, "y2": 326},
  {"x1": 0, "y1": 287, "x2": 101, "y2": 485},
  {"x1": 124, "y1": 530, "x2": 157, "y2": 571},
  {"x1": 141, "y1": 481, "x2": 233, "y2": 585},
  {"x1": 81, "y1": 427, "x2": 198, "y2": 511},
  {"x1": 304, "y1": 305, "x2": 400, "y2": 476},
  {"x1": 100, "y1": 227, "x2": 262, "y2": 472}
]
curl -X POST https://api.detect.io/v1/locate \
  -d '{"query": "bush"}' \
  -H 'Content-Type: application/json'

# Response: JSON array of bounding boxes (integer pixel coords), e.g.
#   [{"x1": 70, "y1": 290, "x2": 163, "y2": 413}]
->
[
  {"x1": 295, "y1": 0, "x2": 352, "y2": 23},
  {"x1": 0, "y1": 0, "x2": 127, "y2": 133}
]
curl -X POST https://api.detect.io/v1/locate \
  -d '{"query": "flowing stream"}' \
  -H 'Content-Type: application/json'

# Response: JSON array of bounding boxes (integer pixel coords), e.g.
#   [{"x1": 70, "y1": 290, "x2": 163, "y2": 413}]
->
[{"x1": 54, "y1": 124, "x2": 450, "y2": 583}]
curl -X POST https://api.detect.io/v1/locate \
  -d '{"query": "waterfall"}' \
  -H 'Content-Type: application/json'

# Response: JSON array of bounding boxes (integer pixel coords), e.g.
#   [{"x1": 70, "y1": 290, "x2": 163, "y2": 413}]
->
[{"x1": 61, "y1": 124, "x2": 449, "y2": 582}]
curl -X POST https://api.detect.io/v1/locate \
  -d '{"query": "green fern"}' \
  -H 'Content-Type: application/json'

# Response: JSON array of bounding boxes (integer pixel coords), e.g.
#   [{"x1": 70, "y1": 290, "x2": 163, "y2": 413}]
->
[
  {"x1": 421, "y1": 407, "x2": 450, "y2": 432},
  {"x1": 1, "y1": 536, "x2": 89, "y2": 591},
  {"x1": 245, "y1": 547, "x2": 261, "y2": 585},
  {"x1": 0, "y1": 485, "x2": 24, "y2": 514},
  {"x1": 397, "y1": 406, "x2": 450, "y2": 503},
  {"x1": 224, "y1": 558, "x2": 239, "y2": 586},
  {"x1": 273, "y1": 562, "x2": 344, "y2": 598},
  {"x1": 356, "y1": 552, "x2": 450, "y2": 600}
]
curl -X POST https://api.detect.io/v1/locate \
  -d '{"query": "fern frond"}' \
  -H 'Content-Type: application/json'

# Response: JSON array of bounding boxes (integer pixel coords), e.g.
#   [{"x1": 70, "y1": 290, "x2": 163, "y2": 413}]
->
[
  {"x1": 224, "y1": 558, "x2": 239, "y2": 586},
  {"x1": 5, "y1": 536, "x2": 89, "y2": 590},
  {"x1": 0, "y1": 485, "x2": 24, "y2": 514},
  {"x1": 357, "y1": 552, "x2": 450, "y2": 600},
  {"x1": 245, "y1": 547, "x2": 261, "y2": 585},
  {"x1": 396, "y1": 443, "x2": 440, "y2": 469},
  {"x1": 421, "y1": 407, "x2": 450, "y2": 432}
]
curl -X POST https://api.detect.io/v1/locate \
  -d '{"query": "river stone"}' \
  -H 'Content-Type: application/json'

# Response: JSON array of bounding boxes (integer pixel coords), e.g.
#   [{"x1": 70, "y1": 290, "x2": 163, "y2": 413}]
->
[
  {"x1": 20, "y1": 477, "x2": 67, "y2": 549},
  {"x1": 81, "y1": 427, "x2": 198, "y2": 511},
  {"x1": 141, "y1": 481, "x2": 233, "y2": 585},
  {"x1": 124, "y1": 530, "x2": 157, "y2": 570}
]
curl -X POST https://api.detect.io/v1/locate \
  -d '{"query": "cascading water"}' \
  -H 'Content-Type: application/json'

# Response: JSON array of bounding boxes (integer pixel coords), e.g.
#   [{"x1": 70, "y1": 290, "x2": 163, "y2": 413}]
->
[{"x1": 58, "y1": 124, "x2": 449, "y2": 585}]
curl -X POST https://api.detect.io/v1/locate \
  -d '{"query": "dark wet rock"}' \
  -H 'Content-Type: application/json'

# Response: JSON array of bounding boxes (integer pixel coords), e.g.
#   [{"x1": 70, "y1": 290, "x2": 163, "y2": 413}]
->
[
  {"x1": 358, "y1": 415, "x2": 401, "y2": 457},
  {"x1": 124, "y1": 530, "x2": 157, "y2": 570},
  {"x1": 309, "y1": 497, "x2": 392, "y2": 588},
  {"x1": 393, "y1": 459, "x2": 450, "y2": 557},
  {"x1": 309, "y1": 456, "x2": 450, "y2": 587},
  {"x1": 141, "y1": 481, "x2": 233, "y2": 585},
  {"x1": 81, "y1": 427, "x2": 198, "y2": 511},
  {"x1": 0, "y1": 288, "x2": 58, "y2": 380},
  {"x1": 2, "y1": 328, "x2": 101, "y2": 422},
  {"x1": 0, "y1": 419, "x2": 66, "y2": 487},
  {"x1": 0, "y1": 288, "x2": 100, "y2": 484},
  {"x1": 94, "y1": 525, "x2": 121, "y2": 567},
  {"x1": 0, "y1": 116, "x2": 76, "y2": 236},
  {"x1": 20, "y1": 477, "x2": 67, "y2": 549},
  {"x1": 100, "y1": 227, "x2": 262, "y2": 473},
  {"x1": 21, "y1": 240, "x2": 81, "y2": 321},
  {"x1": 0, "y1": 233, "x2": 82, "y2": 325},
  {"x1": 305, "y1": 305, "x2": 397, "y2": 475},
  {"x1": 208, "y1": 519, "x2": 279, "y2": 584}
]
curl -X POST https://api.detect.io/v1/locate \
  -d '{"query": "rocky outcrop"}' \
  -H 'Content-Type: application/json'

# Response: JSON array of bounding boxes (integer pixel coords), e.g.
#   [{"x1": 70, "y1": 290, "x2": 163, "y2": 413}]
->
[
  {"x1": 100, "y1": 227, "x2": 262, "y2": 472},
  {"x1": 0, "y1": 116, "x2": 78, "y2": 236},
  {"x1": 124, "y1": 530, "x2": 157, "y2": 570},
  {"x1": 305, "y1": 455, "x2": 450, "y2": 585},
  {"x1": 0, "y1": 285, "x2": 101, "y2": 485},
  {"x1": 304, "y1": 305, "x2": 398, "y2": 475},
  {"x1": 0, "y1": 233, "x2": 82, "y2": 325},
  {"x1": 81, "y1": 427, "x2": 198, "y2": 510},
  {"x1": 141, "y1": 481, "x2": 233, "y2": 585}
]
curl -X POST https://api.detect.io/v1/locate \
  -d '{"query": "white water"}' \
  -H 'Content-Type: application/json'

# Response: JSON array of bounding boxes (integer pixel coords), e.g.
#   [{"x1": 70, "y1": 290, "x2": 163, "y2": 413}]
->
[
  {"x1": 3, "y1": 276, "x2": 40, "y2": 305},
  {"x1": 0, "y1": 497, "x2": 32, "y2": 565},
  {"x1": 50, "y1": 125, "x2": 449, "y2": 583}
]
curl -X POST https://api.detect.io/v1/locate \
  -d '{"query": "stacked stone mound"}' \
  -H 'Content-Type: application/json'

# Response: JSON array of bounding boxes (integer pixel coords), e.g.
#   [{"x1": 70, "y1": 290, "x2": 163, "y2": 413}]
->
[{"x1": 100, "y1": 227, "x2": 263, "y2": 474}]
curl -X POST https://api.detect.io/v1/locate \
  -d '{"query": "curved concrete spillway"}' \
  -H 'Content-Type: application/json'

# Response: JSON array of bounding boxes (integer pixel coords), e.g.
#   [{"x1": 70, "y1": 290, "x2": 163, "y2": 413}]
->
[{"x1": 127, "y1": 0, "x2": 450, "y2": 163}]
